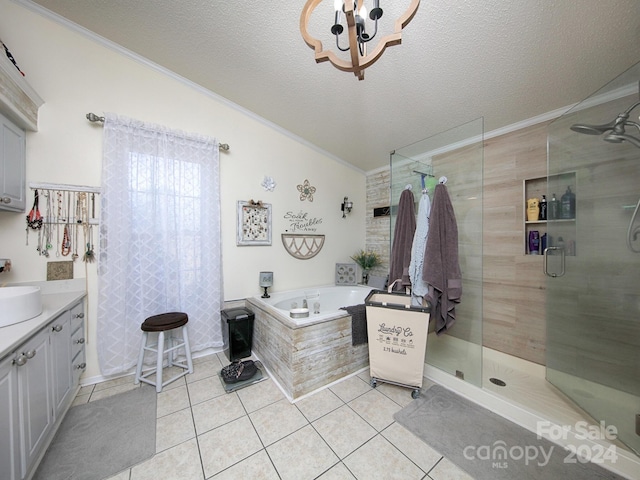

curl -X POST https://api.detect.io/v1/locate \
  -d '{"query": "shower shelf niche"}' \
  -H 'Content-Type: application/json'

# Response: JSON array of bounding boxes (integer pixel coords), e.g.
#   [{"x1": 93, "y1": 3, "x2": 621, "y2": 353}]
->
[{"x1": 523, "y1": 173, "x2": 576, "y2": 256}]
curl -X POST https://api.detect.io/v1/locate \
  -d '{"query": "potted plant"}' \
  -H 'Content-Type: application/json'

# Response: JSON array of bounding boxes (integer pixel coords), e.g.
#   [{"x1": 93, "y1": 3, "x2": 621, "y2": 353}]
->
[{"x1": 350, "y1": 249, "x2": 381, "y2": 284}]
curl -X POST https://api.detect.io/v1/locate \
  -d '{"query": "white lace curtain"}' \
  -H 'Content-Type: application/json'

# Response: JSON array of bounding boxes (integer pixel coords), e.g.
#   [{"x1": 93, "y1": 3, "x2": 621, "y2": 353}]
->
[{"x1": 97, "y1": 113, "x2": 223, "y2": 376}]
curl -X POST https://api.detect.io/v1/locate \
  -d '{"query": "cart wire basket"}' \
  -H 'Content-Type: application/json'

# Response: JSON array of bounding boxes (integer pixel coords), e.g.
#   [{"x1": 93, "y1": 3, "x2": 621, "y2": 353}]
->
[{"x1": 365, "y1": 289, "x2": 431, "y2": 399}]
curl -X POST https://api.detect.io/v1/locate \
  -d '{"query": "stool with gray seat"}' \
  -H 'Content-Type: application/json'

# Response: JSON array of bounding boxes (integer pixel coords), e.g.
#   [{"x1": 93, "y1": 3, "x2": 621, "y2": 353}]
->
[{"x1": 134, "y1": 312, "x2": 193, "y2": 392}]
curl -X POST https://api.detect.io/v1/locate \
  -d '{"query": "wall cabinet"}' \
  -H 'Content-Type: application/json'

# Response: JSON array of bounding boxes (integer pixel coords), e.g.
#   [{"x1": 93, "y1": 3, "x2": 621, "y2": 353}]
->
[
  {"x1": 523, "y1": 173, "x2": 576, "y2": 255},
  {"x1": 0, "y1": 299, "x2": 85, "y2": 480},
  {"x1": 0, "y1": 111, "x2": 26, "y2": 212}
]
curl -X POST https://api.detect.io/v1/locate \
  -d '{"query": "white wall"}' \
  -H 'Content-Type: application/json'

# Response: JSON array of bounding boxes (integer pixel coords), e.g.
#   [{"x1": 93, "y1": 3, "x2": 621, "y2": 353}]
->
[{"x1": 0, "y1": 1, "x2": 366, "y2": 380}]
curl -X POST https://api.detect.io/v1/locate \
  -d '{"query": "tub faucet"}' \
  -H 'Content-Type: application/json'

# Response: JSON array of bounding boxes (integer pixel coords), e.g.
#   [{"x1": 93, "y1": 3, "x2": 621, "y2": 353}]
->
[{"x1": 302, "y1": 299, "x2": 308, "y2": 309}]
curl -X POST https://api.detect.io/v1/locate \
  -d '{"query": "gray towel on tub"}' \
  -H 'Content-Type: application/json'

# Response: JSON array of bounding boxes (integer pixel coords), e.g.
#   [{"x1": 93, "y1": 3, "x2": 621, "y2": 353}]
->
[{"x1": 340, "y1": 304, "x2": 368, "y2": 346}]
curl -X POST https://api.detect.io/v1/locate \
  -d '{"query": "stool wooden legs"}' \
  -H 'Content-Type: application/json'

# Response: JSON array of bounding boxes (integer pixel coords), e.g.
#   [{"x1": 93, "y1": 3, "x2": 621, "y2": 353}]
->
[{"x1": 134, "y1": 325, "x2": 193, "y2": 392}]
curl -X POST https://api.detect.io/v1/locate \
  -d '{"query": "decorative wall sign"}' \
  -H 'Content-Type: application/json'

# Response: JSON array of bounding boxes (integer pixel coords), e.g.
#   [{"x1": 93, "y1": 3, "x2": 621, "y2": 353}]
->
[
  {"x1": 237, "y1": 200, "x2": 272, "y2": 246},
  {"x1": 47, "y1": 261, "x2": 73, "y2": 280},
  {"x1": 283, "y1": 210, "x2": 323, "y2": 233},
  {"x1": 281, "y1": 234, "x2": 325, "y2": 259},
  {"x1": 261, "y1": 176, "x2": 276, "y2": 192},
  {"x1": 297, "y1": 179, "x2": 316, "y2": 202}
]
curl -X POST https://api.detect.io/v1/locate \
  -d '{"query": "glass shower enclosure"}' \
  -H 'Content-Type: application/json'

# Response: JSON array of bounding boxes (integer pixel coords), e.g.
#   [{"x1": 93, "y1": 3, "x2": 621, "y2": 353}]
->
[
  {"x1": 390, "y1": 118, "x2": 484, "y2": 386},
  {"x1": 546, "y1": 61, "x2": 640, "y2": 455}
]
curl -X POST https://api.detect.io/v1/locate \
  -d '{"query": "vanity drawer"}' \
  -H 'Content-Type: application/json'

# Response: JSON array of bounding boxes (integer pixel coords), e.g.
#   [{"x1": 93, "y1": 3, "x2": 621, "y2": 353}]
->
[
  {"x1": 70, "y1": 302, "x2": 85, "y2": 333},
  {"x1": 72, "y1": 349, "x2": 86, "y2": 386},
  {"x1": 71, "y1": 327, "x2": 86, "y2": 360}
]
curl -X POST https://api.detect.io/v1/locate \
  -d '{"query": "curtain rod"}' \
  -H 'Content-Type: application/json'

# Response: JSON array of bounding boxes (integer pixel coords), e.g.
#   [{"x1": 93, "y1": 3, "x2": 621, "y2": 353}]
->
[{"x1": 85, "y1": 113, "x2": 230, "y2": 151}]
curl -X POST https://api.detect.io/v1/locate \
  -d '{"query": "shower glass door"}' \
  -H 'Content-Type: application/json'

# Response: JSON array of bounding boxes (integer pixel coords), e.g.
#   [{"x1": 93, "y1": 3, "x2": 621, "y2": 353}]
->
[
  {"x1": 391, "y1": 118, "x2": 484, "y2": 387},
  {"x1": 546, "y1": 62, "x2": 640, "y2": 455}
]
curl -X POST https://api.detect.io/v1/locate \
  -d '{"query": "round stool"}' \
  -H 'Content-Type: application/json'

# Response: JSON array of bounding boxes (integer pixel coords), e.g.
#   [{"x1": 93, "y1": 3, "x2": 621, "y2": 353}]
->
[{"x1": 134, "y1": 312, "x2": 193, "y2": 392}]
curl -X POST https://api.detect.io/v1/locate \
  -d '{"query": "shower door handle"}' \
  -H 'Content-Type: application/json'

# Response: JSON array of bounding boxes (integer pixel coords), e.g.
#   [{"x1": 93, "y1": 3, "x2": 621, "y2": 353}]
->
[{"x1": 543, "y1": 247, "x2": 565, "y2": 277}]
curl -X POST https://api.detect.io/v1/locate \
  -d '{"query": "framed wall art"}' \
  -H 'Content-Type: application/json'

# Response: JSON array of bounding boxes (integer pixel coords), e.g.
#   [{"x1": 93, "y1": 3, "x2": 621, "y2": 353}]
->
[{"x1": 237, "y1": 200, "x2": 272, "y2": 246}]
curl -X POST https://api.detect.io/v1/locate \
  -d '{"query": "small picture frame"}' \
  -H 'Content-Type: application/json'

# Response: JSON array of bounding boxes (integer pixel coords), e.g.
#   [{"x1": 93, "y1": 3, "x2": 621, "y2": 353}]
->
[
  {"x1": 335, "y1": 263, "x2": 357, "y2": 285},
  {"x1": 237, "y1": 200, "x2": 272, "y2": 246}
]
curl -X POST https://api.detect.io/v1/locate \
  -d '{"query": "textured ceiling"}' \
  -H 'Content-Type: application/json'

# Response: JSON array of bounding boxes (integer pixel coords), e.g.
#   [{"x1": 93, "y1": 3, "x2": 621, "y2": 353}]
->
[{"x1": 24, "y1": 0, "x2": 640, "y2": 171}]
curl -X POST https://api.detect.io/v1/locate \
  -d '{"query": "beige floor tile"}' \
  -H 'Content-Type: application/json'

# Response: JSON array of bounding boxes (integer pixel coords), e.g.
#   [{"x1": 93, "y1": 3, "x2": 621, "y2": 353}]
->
[
  {"x1": 194, "y1": 352, "x2": 221, "y2": 365},
  {"x1": 142, "y1": 365, "x2": 188, "y2": 392},
  {"x1": 329, "y1": 375, "x2": 371, "y2": 403},
  {"x1": 198, "y1": 416, "x2": 263, "y2": 478},
  {"x1": 343, "y1": 434, "x2": 425, "y2": 479},
  {"x1": 187, "y1": 374, "x2": 226, "y2": 405},
  {"x1": 348, "y1": 389, "x2": 402, "y2": 431},
  {"x1": 209, "y1": 449, "x2": 279, "y2": 480},
  {"x1": 156, "y1": 407, "x2": 195, "y2": 453},
  {"x1": 428, "y1": 457, "x2": 475, "y2": 480},
  {"x1": 156, "y1": 384, "x2": 190, "y2": 418},
  {"x1": 186, "y1": 358, "x2": 219, "y2": 384},
  {"x1": 267, "y1": 425, "x2": 339, "y2": 480},
  {"x1": 295, "y1": 388, "x2": 344, "y2": 422},
  {"x1": 78, "y1": 384, "x2": 95, "y2": 396},
  {"x1": 104, "y1": 470, "x2": 130, "y2": 480},
  {"x1": 382, "y1": 422, "x2": 442, "y2": 473},
  {"x1": 316, "y1": 462, "x2": 356, "y2": 479},
  {"x1": 93, "y1": 373, "x2": 136, "y2": 392},
  {"x1": 375, "y1": 382, "x2": 416, "y2": 407},
  {"x1": 130, "y1": 437, "x2": 203, "y2": 480},
  {"x1": 214, "y1": 352, "x2": 230, "y2": 365},
  {"x1": 191, "y1": 392, "x2": 245, "y2": 435},
  {"x1": 236, "y1": 378, "x2": 285, "y2": 413},
  {"x1": 313, "y1": 405, "x2": 377, "y2": 459},
  {"x1": 89, "y1": 382, "x2": 139, "y2": 402},
  {"x1": 249, "y1": 398, "x2": 309, "y2": 446},
  {"x1": 71, "y1": 393, "x2": 90, "y2": 406},
  {"x1": 357, "y1": 370, "x2": 372, "y2": 383}
]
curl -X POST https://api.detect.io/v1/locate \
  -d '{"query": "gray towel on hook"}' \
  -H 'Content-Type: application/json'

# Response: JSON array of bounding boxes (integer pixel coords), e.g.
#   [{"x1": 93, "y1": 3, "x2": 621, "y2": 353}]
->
[
  {"x1": 389, "y1": 188, "x2": 416, "y2": 290},
  {"x1": 423, "y1": 183, "x2": 462, "y2": 334},
  {"x1": 340, "y1": 304, "x2": 368, "y2": 346}
]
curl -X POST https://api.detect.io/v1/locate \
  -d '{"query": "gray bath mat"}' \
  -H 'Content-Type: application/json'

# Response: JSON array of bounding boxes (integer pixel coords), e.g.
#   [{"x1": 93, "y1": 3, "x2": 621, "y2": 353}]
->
[
  {"x1": 394, "y1": 385, "x2": 624, "y2": 480},
  {"x1": 34, "y1": 385, "x2": 157, "y2": 480}
]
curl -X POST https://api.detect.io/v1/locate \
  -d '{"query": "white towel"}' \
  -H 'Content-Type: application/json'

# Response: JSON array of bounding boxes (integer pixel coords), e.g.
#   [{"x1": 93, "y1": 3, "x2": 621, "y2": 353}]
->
[{"x1": 409, "y1": 192, "x2": 431, "y2": 304}]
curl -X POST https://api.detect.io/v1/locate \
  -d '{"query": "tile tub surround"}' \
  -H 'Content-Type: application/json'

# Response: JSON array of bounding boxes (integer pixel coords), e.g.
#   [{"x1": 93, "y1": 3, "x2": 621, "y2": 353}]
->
[{"x1": 246, "y1": 296, "x2": 369, "y2": 401}]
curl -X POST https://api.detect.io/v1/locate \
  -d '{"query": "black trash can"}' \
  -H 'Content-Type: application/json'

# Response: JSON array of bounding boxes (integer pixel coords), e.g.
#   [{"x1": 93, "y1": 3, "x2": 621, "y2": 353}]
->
[{"x1": 221, "y1": 307, "x2": 255, "y2": 362}]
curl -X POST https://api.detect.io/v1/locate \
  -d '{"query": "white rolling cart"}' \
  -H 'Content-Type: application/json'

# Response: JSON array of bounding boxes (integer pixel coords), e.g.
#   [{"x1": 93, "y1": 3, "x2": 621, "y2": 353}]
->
[{"x1": 365, "y1": 289, "x2": 430, "y2": 399}]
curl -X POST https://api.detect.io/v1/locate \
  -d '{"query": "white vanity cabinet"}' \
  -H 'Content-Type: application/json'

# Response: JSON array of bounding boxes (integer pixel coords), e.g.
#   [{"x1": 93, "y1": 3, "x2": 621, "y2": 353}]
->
[
  {"x1": 49, "y1": 311, "x2": 73, "y2": 415},
  {"x1": 18, "y1": 327, "x2": 53, "y2": 478},
  {"x1": 0, "y1": 353, "x2": 21, "y2": 480},
  {"x1": 0, "y1": 298, "x2": 86, "y2": 480}
]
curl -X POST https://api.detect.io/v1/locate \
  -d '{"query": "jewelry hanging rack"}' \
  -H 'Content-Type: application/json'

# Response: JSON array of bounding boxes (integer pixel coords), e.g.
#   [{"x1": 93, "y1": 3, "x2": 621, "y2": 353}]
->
[
  {"x1": 29, "y1": 182, "x2": 100, "y2": 225},
  {"x1": 26, "y1": 183, "x2": 100, "y2": 263}
]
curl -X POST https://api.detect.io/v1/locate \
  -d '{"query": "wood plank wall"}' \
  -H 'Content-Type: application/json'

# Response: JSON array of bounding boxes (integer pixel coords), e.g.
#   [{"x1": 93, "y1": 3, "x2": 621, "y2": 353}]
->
[
  {"x1": 366, "y1": 121, "x2": 552, "y2": 365},
  {"x1": 482, "y1": 121, "x2": 551, "y2": 365}
]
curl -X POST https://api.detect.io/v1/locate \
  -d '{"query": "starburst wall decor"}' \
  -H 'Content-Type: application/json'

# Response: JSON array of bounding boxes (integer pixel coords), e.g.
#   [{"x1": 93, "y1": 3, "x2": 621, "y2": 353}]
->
[{"x1": 297, "y1": 179, "x2": 316, "y2": 202}]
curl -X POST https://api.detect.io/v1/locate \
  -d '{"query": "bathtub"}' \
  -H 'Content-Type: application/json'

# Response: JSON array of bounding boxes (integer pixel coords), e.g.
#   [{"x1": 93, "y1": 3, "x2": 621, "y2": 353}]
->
[
  {"x1": 246, "y1": 285, "x2": 373, "y2": 400},
  {"x1": 262, "y1": 285, "x2": 373, "y2": 327}
]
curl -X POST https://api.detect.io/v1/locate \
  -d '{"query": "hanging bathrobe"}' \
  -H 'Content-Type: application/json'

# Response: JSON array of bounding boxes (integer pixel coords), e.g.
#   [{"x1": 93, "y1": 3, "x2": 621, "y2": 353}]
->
[
  {"x1": 389, "y1": 186, "x2": 416, "y2": 289},
  {"x1": 409, "y1": 191, "x2": 431, "y2": 305},
  {"x1": 423, "y1": 182, "x2": 462, "y2": 334}
]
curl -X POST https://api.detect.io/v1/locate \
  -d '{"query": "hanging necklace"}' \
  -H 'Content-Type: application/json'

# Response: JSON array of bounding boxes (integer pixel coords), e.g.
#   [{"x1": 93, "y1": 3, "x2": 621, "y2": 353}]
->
[{"x1": 61, "y1": 191, "x2": 72, "y2": 256}]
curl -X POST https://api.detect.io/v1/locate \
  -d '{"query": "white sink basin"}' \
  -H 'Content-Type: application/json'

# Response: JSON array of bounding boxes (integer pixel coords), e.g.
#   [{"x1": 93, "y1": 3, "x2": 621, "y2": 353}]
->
[{"x1": 0, "y1": 286, "x2": 43, "y2": 327}]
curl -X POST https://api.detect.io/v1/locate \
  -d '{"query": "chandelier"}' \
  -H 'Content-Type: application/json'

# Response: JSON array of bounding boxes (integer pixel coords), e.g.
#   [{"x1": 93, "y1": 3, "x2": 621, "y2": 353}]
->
[{"x1": 300, "y1": 0, "x2": 420, "y2": 80}]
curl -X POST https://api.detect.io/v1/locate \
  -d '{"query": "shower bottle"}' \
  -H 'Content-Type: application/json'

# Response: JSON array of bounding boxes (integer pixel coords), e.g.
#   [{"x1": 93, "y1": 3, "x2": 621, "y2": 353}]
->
[
  {"x1": 549, "y1": 193, "x2": 559, "y2": 220},
  {"x1": 539, "y1": 195, "x2": 547, "y2": 220},
  {"x1": 561, "y1": 186, "x2": 576, "y2": 219},
  {"x1": 529, "y1": 231, "x2": 540, "y2": 255}
]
